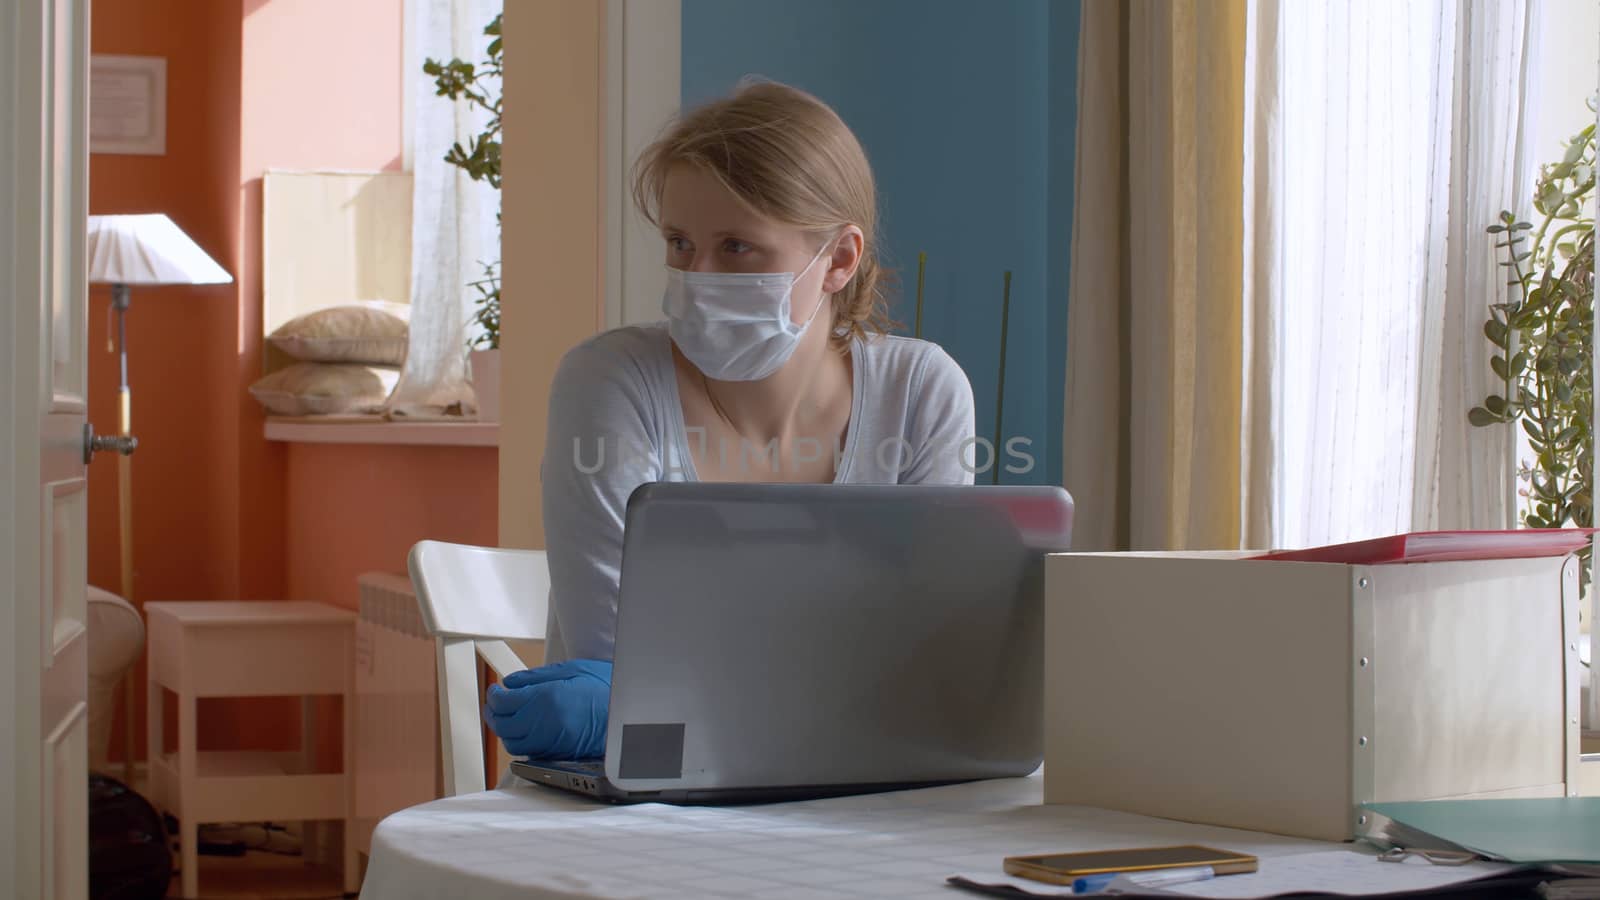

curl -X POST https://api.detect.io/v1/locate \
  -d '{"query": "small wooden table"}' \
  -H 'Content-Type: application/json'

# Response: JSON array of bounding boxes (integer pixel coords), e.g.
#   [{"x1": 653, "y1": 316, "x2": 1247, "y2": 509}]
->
[{"x1": 144, "y1": 601, "x2": 357, "y2": 898}]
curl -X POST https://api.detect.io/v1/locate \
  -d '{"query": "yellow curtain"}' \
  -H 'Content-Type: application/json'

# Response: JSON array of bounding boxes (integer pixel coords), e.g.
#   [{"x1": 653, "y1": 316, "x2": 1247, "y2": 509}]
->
[{"x1": 1062, "y1": 0, "x2": 1251, "y2": 552}]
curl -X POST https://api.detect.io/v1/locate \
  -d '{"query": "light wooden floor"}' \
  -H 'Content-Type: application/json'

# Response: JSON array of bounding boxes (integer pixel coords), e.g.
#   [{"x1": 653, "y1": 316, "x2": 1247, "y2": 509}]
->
[
  {"x1": 115, "y1": 770, "x2": 353, "y2": 899},
  {"x1": 166, "y1": 853, "x2": 348, "y2": 899}
]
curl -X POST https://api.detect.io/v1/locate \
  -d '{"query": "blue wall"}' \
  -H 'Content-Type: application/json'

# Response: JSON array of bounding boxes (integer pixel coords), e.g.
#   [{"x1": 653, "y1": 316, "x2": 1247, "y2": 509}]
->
[{"x1": 682, "y1": 0, "x2": 1080, "y2": 485}]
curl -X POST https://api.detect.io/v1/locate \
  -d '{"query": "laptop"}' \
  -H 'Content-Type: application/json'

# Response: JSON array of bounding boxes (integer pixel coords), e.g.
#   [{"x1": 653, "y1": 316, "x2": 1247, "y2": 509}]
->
[{"x1": 511, "y1": 481, "x2": 1074, "y2": 803}]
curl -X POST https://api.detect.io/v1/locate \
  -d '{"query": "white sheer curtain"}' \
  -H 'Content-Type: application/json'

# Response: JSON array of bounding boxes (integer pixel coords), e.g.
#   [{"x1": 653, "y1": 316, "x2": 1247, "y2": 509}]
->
[
  {"x1": 388, "y1": 0, "x2": 502, "y2": 418},
  {"x1": 1244, "y1": 0, "x2": 1544, "y2": 549}
]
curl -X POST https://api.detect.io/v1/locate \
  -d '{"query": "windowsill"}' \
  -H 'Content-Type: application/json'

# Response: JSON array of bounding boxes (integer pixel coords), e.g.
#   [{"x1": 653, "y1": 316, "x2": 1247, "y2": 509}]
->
[{"x1": 264, "y1": 415, "x2": 499, "y2": 447}]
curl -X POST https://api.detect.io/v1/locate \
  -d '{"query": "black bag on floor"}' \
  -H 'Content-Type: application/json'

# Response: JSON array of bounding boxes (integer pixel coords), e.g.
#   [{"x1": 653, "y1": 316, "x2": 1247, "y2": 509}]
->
[{"x1": 89, "y1": 773, "x2": 171, "y2": 900}]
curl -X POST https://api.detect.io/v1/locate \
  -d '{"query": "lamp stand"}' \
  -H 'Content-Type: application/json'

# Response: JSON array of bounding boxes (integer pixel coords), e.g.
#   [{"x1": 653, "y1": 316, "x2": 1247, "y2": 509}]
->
[{"x1": 112, "y1": 283, "x2": 137, "y2": 786}]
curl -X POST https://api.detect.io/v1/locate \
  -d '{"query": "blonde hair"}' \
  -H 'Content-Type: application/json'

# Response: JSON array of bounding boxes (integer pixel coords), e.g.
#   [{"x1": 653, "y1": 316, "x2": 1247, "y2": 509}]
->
[{"x1": 632, "y1": 79, "x2": 896, "y2": 347}]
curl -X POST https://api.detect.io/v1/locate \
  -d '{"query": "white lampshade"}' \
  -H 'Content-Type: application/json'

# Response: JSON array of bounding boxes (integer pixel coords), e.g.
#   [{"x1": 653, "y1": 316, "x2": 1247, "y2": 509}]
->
[{"x1": 86, "y1": 214, "x2": 233, "y2": 286}]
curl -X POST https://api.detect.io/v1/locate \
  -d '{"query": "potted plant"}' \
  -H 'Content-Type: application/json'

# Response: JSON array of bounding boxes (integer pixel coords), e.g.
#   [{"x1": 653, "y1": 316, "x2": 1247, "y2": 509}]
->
[
  {"x1": 1469, "y1": 102, "x2": 1595, "y2": 727},
  {"x1": 467, "y1": 262, "x2": 501, "y2": 422},
  {"x1": 425, "y1": 14, "x2": 502, "y2": 421},
  {"x1": 1468, "y1": 106, "x2": 1596, "y2": 531}
]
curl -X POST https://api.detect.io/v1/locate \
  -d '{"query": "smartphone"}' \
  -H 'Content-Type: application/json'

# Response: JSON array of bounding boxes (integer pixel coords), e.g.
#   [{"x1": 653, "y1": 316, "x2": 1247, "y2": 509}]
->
[{"x1": 1003, "y1": 845, "x2": 1259, "y2": 885}]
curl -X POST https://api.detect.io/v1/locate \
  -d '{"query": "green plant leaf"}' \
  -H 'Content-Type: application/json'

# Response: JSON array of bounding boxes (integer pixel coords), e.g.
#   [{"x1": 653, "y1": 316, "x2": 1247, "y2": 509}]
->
[
  {"x1": 1471, "y1": 406, "x2": 1505, "y2": 427},
  {"x1": 1471, "y1": 127, "x2": 1593, "y2": 515},
  {"x1": 424, "y1": 15, "x2": 503, "y2": 352},
  {"x1": 1485, "y1": 320, "x2": 1510, "y2": 348}
]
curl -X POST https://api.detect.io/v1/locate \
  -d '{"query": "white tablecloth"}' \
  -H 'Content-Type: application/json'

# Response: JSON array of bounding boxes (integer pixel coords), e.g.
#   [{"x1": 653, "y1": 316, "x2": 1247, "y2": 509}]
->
[{"x1": 359, "y1": 771, "x2": 1345, "y2": 899}]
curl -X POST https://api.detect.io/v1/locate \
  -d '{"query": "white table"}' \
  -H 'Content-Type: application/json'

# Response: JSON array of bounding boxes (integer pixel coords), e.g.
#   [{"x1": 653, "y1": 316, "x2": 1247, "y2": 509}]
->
[{"x1": 359, "y1": 772, "x2": 1348, "y2": 899}]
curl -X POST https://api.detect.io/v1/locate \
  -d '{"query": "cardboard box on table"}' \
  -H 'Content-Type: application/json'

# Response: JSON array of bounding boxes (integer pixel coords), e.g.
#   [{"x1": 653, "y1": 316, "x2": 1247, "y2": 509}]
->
[{"x1": 1042, "y1": 551, "x2": 1585, "y2": 841}]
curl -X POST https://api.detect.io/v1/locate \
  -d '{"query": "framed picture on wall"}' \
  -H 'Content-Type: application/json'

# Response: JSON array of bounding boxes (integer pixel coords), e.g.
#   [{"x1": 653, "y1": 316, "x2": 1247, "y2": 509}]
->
[{"x1": 89, "y1": 54, "x2": 166, "y2": 155}]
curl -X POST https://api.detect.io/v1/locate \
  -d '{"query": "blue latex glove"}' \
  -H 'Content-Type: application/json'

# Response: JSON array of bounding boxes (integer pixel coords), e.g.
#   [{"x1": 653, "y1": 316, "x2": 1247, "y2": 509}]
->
[{"x1": 483, "y1": 659, "x2": 612, "y2": 760}]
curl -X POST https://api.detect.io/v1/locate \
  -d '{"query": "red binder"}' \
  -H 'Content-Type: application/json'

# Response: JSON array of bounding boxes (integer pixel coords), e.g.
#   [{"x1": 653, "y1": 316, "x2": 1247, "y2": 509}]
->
[{"x1": 1253, "y1": 529, "x2": 1595, "y2": 564}]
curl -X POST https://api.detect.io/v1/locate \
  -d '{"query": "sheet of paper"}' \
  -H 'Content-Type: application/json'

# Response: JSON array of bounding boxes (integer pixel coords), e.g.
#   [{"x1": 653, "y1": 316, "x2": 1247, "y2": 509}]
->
[
  {"x1": 948, "y1": 871, "x2": 1077, "y2": 896},
  {"x1": 1161, "y1": 851, "x2": 1518, "y2": 898}
]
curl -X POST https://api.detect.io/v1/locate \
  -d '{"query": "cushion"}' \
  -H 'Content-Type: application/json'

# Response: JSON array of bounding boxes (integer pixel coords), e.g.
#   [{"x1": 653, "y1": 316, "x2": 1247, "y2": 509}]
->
[
  {"x1": 268, "y1": 302, "x2": 409, "y2": 365},
  {"x1": 87, "y1": 586, "x2": 144, "y2": 770},
  {"x1": 248, "y1": 362, "x2": 401, "y2": 416}
]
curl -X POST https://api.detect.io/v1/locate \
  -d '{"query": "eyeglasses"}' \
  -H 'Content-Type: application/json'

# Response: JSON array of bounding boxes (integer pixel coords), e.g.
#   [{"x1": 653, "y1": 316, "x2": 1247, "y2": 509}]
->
[{"x1": 1377, "y1": 847, "x2": 1479, "y2": 867}]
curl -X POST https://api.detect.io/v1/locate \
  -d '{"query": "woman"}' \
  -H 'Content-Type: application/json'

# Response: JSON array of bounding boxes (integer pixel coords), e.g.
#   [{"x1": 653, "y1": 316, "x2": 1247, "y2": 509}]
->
[{"x1": 484, "y1": 80, "x2": 977, "y2": 761}]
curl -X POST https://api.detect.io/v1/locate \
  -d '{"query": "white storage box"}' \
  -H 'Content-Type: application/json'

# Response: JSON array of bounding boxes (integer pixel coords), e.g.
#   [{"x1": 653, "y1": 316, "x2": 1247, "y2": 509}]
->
[{"x1": 1043, "y1": 551, "x2": 1585, "y2": 841}]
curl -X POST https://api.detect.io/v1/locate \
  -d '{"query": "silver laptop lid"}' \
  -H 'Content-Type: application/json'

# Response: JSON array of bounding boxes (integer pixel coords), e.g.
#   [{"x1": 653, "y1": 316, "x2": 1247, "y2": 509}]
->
[{"x1": 604, "y1": 482, "x2": 1074, "y2": 794}]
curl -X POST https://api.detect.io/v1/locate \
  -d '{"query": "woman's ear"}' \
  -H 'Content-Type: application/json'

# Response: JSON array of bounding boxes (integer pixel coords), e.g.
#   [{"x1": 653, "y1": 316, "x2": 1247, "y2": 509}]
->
[{"x1": 822, "y1": 226, "x2": 865, "y2": 294}]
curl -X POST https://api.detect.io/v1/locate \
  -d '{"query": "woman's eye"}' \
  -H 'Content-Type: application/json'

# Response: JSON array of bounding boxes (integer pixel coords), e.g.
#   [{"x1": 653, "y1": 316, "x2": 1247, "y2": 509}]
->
[
  {"x1": 667, "y1": 236, "x2": 691, "y2": 253},
  {"x1": 722, "y1": 238, "x2": 752, "y2": 254}
]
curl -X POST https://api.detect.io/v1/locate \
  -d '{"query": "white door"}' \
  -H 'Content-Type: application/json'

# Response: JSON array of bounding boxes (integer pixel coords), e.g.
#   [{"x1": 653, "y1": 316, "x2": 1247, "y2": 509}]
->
[{"x1": 2, "y1": 0, "x2": 94, "y2": 897}]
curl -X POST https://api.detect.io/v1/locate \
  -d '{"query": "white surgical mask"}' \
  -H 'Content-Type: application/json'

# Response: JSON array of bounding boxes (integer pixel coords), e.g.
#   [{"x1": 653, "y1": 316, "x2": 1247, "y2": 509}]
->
[{"x1": 661, "y1": 241, "x2": 832, "y2": 382}]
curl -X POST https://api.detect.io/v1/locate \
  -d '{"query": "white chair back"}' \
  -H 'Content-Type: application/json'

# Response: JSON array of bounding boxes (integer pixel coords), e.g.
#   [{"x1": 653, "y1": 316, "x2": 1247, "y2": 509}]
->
[{"x1": 407, "y1": 539, "x2": 549, "y2": 795}]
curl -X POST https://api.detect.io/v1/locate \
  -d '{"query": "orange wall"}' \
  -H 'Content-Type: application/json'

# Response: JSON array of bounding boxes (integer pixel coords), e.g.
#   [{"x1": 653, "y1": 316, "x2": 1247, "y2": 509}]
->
[
  {"x1": 89, "y1": 0, "x2": 246, "y2": 762},
  {"x1": 88, "y1": 1, "x2": 241, "y2": 610},
  {"x1": 284, "y1": 444, "x2": 498, "y2": 609},
  {"x1": 94, "y1": 0, "x2": 497, "y2": 765},
  {"x1": 236, "y1": 0, "x2": 406, "y2": 607}
]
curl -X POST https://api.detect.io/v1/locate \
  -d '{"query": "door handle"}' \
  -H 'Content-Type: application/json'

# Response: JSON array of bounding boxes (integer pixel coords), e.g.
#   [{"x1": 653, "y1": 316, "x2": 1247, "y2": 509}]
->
[{"x1": 83, "y1": 423, "x2": 138, "y2": 465}]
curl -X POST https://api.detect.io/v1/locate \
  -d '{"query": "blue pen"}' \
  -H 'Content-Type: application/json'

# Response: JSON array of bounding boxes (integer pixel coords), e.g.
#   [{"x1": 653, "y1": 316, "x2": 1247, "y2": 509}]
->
[
  {"x1": 1071, "y1": 872, "x2": 1122, "y2": 894},
  {"x1": 1072, "y1": 865, "x2": 1216, "y2": 894}
]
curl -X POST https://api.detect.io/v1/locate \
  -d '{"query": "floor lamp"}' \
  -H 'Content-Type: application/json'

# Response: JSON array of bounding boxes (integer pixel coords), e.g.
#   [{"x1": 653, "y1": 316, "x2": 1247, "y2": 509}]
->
[{"x1": 85, "y1": 214, "x2": 232, "y2": 784}]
